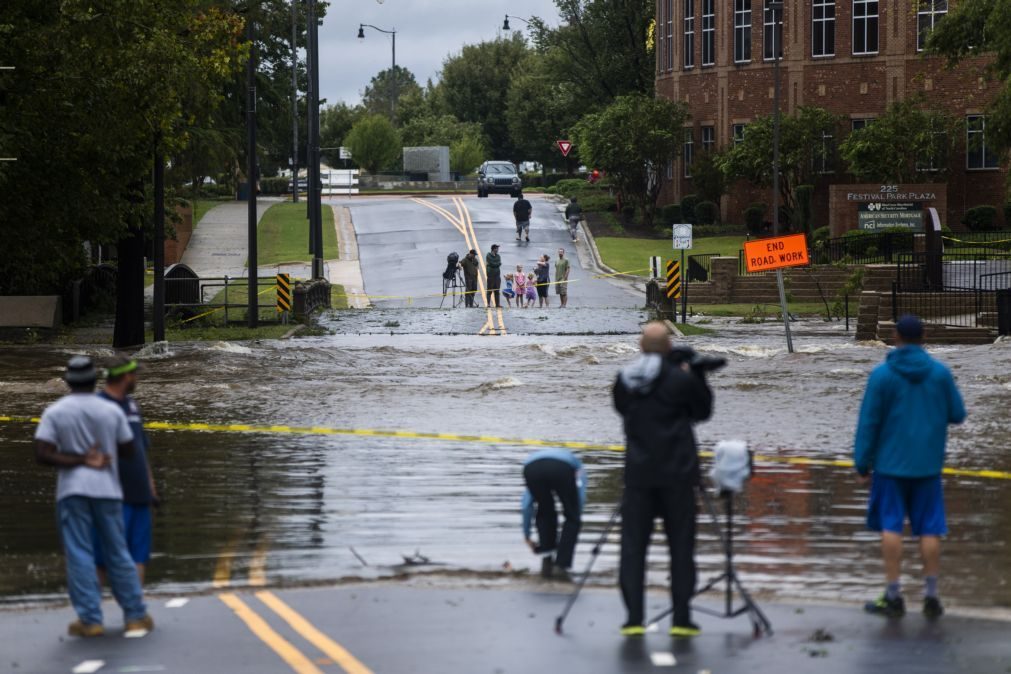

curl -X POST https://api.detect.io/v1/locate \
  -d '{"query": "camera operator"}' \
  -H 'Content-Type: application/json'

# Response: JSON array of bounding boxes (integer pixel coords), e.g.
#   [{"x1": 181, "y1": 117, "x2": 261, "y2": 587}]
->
[{"x1": 612, "y1": 322, "x2": 713, "y2": 638}]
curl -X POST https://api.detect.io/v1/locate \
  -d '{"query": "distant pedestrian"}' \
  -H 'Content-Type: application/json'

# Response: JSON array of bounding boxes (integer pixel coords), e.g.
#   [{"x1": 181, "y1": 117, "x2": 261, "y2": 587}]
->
[
  {"x1": 535, "y1": 255, "x2": 551, "y2": 308},
  {"x1": 524, "y1": 273, "x2": 537, "y2": 307},
  {"x1": 33, "y1": 356, "x2": 153, "y2": 638},
  {"x1": 555, "y1": 248, "x2": 571, "y2": 308},
  {"x1": 855, "y1": 315, "x2": 966, "y2": 619},
  {"x1": 514, "y1": 193, "x2": 532, "y2": 242},
  {"x1": 565, "y1": 197, "x2": 583, "y2": 242},
  {"x1": 94, "y1": 356, "x2": 158, "y2": 586},
  {"x1": 460, "y1": 249, "x2": 480, "y2": 307},
  {"x1": 521, "y1": 448, "x2": 586, "y2": 581},
  {"x1": 486, "y1": 244, "x2": 502, "y2": 308},
  {"x1": 502, "y1": 273, "x2": 516, "y2": 308}
]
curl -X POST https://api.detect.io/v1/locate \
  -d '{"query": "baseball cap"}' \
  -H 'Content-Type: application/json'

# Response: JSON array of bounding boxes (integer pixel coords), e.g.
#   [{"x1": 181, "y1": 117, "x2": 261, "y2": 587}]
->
[
  {"x1": 895, "y1": 315, "x2": 924, "y2": 341},
  {"x1": 64, "y1": 356, "x2": 97, "y2": 385},
  {"x1": 491, "y1": 244, "x2": 499, "y2": 250}
]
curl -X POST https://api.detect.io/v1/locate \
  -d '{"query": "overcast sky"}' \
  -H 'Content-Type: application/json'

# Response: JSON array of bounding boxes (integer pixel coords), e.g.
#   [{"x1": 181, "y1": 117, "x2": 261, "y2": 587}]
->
[{"x1": 317, "y1": 0, "x2": 560, "y2": 106}]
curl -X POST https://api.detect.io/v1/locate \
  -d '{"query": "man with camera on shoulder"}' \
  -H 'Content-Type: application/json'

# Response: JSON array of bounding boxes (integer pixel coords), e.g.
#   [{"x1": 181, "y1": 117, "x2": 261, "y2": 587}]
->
[{"x1": 612, "y1": 322, "x2": 719, "y2": 638}]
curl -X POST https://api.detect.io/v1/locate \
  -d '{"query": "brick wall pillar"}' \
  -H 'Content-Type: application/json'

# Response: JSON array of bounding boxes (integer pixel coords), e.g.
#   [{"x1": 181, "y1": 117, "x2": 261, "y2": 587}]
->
[{"x1": 709, "y1": 256, "x2": 738, "y2": 303}]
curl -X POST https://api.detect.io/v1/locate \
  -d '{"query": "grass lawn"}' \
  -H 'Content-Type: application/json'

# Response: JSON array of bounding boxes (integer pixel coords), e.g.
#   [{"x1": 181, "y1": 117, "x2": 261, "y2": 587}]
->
[
  {"x1": 153, "y1": 325, "x2": 294, "y2": 342},
  {"x1": 677, "y1": 323, "x2": 715, "y2": 336},
  {"x1": 331, "y1": 283, "x2": 349, "y2": 310},
  {"x1": 256, "y1": 203, "x2": 338, "y2": 266},
  {"x1": 689, "y1": 301, "x2": 830, "y2": 317},
  {"x1": 595, "y1": 236, "x2": 746, "y2": 274},
  {"x1": 191, "y1": 198, "x2": 231, "y2": 228}
]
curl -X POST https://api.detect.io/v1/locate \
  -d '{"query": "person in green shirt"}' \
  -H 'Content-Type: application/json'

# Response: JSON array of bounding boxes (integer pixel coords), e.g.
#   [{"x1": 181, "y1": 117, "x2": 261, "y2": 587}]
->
[
  {"x1": 555, "y1": 248, "x2": 571, "y2": 308},
  {"x1": 486, "y1": 244, "x2": 502, "y2": 308},
  {"x1": 460, "y1": 249, "x2": 480, "y2": 307}
]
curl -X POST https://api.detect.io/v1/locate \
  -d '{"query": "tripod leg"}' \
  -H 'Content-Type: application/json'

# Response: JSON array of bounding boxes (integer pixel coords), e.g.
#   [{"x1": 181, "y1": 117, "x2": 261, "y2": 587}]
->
[{"x1": 555, "y1": 505, "x2": 621, "y2": 635}]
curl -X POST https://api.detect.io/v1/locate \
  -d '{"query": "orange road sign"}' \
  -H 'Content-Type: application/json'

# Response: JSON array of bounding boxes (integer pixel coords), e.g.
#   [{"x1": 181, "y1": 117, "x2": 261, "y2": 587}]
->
[{"x1": 742, "y1": 233, "x2": 810, "y2": 273}]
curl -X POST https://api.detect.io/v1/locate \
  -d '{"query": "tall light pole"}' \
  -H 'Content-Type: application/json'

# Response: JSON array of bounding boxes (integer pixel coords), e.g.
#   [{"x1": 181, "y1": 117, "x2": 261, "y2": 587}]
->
[
  {"x1": 358, "y1": 24, "x2": 397, "y2": 118},
  {"x1": 290, "y1": 0, "x2": 298, "y2": 204},
  {"x1": 308, "y1": 0, "x2": 323, "y2": 279},
  {"x1": 502, "y1": 15, "x2": 532, "y2": 30},
  {"x1": 769, "y1": 0, "x2": 793, "y2": 352},
  {"x1": 246, "y1": 15, "x2": 259, "y2": 328}
]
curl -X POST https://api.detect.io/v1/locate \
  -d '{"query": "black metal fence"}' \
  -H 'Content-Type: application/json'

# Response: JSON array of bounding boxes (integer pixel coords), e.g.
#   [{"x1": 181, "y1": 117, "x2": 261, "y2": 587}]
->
[
  {"x1": 687, "y1": 253, "x2": 719, "y2": 282},
  {"x1": 738, "y1": 250, "x2": 775, "y2": 276},
  {"x1": 813, "y1": 231, "x2": 916, "y2": 265},
  {"x1": 941, "y1": 230, "x2": 1011, "y2": 255},
  {"x1": 893, "y1": 254, "x2": 1011, "y2": 330}
]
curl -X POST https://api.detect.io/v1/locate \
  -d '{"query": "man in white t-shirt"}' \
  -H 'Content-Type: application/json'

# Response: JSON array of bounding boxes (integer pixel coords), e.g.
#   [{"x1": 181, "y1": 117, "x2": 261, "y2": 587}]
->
[{"x1": 34, "y1": 356, "x2": 153, "y2": 638}]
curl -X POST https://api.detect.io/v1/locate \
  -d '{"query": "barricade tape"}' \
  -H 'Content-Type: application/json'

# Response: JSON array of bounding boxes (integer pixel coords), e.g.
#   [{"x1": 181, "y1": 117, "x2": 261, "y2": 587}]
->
[
  {"x1": 3, "y1": 414, "x2": 1009, "y2": 481},
  {"x1": 942, "y1": 235, "x2": 1011, "y2": 247},
  {"x1": 181, "y1": 285, "x2": 280, "y2": 324}
]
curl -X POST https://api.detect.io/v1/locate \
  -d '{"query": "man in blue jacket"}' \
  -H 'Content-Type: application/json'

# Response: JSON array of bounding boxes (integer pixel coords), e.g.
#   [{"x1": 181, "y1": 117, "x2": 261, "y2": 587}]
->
[
  {"x1": 521, "y1": 449, "x2": 586, "y2": 581},
  {"x1": 854, "y1": 315, "x2": 966, "y2": 619}
]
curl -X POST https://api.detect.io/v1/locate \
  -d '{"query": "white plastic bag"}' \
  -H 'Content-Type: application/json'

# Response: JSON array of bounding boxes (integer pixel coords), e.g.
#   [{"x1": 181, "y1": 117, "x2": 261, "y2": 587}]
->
[{"x1": 709, "y1": 440, "x2": 751, "y2": 493}]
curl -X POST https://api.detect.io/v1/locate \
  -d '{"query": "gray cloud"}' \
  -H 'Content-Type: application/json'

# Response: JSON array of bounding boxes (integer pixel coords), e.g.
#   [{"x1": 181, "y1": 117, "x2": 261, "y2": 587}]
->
[{"x1": 316, "y1": 0, "x2": 560, "y2": 105}]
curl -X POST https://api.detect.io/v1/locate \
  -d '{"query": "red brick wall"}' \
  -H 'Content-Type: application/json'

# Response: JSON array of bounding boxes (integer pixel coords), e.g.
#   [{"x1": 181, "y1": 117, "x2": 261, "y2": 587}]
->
[{"x1": 656, "y1": 0, "x2": 1007, "y2": 230}]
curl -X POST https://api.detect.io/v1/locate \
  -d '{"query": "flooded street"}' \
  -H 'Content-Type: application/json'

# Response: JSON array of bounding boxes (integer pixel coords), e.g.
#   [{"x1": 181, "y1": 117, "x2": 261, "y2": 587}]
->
[{"x1": 2, "y1": 312, "x2": 1009, "y2": 611}]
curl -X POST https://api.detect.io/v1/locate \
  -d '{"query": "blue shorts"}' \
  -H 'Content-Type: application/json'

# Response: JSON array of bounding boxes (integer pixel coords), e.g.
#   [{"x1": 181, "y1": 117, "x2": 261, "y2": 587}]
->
[
  {"x1": 94, "y1": 503, "x2": 152, "y2": 566},
  {"x1": 866, "y1": 474, "x2": 947, "y2": 537}
]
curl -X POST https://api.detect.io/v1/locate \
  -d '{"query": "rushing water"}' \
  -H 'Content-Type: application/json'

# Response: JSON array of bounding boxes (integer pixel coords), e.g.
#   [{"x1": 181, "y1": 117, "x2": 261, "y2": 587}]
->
[{"x1": 1, "y1": 311, "x2": 1009, "y2": 611}]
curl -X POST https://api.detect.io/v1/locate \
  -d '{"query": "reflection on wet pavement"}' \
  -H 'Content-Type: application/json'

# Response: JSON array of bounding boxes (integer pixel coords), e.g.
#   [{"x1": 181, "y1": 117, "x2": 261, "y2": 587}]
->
[{"x1": 1, "y1": 314, "x2": 1009, "y2": 611}]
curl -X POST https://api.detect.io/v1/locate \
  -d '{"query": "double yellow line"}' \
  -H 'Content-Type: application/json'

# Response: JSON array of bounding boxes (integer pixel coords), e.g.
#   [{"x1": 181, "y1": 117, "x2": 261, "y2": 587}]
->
[{"x1": 411, "y1": 196, "x2": 507, "y2": 335}]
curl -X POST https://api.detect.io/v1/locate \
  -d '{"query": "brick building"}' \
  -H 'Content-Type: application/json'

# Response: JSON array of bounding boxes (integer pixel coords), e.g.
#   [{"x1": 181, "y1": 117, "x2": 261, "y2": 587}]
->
[{"x1": 655, "y1": 0, "x2": 1008, "y2": 230}]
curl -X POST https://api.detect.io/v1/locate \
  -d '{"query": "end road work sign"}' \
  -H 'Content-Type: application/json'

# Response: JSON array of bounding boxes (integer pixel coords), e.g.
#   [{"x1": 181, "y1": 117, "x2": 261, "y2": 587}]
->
[{"x1": 743, "y1": 233, "x2": 810, "y2": 273}]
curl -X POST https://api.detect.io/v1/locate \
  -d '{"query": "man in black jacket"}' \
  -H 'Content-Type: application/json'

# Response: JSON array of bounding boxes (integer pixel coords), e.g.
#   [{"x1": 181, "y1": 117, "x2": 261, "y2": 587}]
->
[{"x1": 613, "y1": 322, "x2": 713, "y2": 638}]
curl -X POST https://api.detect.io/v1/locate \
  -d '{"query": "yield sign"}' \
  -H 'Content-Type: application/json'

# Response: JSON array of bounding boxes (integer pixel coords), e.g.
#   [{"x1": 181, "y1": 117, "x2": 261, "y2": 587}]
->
[{"x1": 556, "y1": 140, "x2": 572, "y2": 157}]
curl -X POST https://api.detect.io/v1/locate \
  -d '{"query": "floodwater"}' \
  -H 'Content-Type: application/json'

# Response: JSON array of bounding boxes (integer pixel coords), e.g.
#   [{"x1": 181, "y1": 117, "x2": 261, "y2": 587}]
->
[{"x1": 1, "y1": 310, "x2": 1009, "y2": 611}]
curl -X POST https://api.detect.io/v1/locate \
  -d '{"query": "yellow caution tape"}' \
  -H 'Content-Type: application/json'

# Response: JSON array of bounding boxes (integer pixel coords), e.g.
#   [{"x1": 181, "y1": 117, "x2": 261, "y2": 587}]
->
[
  {"x1": 942, "y1": 235, "x2": 1011, "y2": 247},
  {"x1": 3, "y1": 414, "x2": 1009, "y2": 481},
  {"x1": 182, "y1": 285, "x2": 278, "y2": 324}
]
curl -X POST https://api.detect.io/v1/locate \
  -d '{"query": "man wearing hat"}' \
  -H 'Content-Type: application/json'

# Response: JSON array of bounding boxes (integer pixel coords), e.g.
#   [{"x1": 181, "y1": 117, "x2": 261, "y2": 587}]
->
[
  {"x1": 33, "y1": 356, "x2": 152, "y2": 637},
  {"x1": 93, "y1": 356, "x2": 158, "y2": 585},
  {"x1": 854, "y1": 315, "x2": 966, "y2": 620},
  {"x1": 460, "y1": 249, "x2": 481, "y2": 308}
]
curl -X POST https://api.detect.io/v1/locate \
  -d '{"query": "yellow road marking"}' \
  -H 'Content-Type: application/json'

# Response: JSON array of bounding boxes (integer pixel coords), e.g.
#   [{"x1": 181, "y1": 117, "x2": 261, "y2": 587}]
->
[
  {"x1": 213, "y1": 541, "x2": 237, "y2": 589},
  {"x1": 3, "y1": 414, "x2": 1009, "y2": 480},
  {"x1": 257, "y1": 591, "x2": 374, "y2": 674},
  {"x1": 219, "y1": 593, "x2": 324, "y2": 674}
]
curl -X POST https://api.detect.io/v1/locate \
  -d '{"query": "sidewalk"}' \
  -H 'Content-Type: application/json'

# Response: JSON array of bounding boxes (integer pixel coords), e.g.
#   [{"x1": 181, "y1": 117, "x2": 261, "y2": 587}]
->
[{"x1": 3, "y1": 584, "x2": 1008, "y2": 673}]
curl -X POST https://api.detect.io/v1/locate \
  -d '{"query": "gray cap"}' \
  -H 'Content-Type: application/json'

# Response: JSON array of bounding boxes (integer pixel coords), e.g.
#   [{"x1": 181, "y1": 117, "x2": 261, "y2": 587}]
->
[{"x1": 65, "y1": 356, "x2": 97, "y2": 385}]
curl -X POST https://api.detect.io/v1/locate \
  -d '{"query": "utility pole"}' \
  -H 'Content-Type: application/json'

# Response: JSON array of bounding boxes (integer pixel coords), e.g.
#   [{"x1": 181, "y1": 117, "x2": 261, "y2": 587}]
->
[
  {"x1": 246, "y1": 16, "x2": 259, "y2": 328},
  {"x1": 770, "y1": 0, "x2": 793, "y2": 353},
  {"x1": 308, "y1": 0, "x2": 323, "y2": 279},
  {"x1": 153, "y1": 143, "x2": 165, "y2": 343},
  {"x1": 290, "y1": 0, "x2": 299, "y2": 204}
]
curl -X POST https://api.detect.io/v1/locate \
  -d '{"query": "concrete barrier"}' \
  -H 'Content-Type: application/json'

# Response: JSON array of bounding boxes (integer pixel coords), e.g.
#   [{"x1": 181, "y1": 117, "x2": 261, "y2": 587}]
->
[{"x1": 0, "y1": 296, "x2": 62, "y2": 328}]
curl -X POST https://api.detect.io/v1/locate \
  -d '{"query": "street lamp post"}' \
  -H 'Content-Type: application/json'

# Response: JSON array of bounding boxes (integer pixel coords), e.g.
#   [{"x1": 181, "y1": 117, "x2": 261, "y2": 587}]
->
[
  {"x1": 358, "y1": 24, "x2": 397, "y2": 118},
  {"x1": 769, "y1": 0, "x2": 794, "y2": 352},
  {"x1": 308, "y1": 0, "x2": 323, "y2": 279},
  {"x1": 502, "y1": 15, "x2": 532, "y2": 31}
]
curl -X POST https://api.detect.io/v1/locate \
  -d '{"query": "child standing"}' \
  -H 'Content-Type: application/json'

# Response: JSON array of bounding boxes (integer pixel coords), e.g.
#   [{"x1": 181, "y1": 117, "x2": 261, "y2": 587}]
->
[
  {"x1": 525, "y1": 273, "x2": 537, "y2": 307},
  {"x1": 502, "y1": 273, "x2": 516, "y2": 307},
  {"x1": 513, "y1": 265, "x2": 527, "y2": 304}
]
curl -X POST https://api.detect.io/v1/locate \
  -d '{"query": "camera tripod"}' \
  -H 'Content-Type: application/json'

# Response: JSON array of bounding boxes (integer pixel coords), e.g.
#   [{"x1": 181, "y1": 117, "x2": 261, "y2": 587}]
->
[
  {"x1": 440, "y1": 270, "x2": 466, "y2": 308},
  {"x1": 647, "y1": 485, "x2": 773, "y2": 637}
]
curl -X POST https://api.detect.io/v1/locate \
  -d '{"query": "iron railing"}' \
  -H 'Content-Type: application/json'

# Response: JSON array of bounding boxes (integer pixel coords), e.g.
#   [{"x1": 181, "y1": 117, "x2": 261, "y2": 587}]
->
[
  {"x1": 687, "y1": 253, "x2": 719, "y2": 282},
  {"x1": 813, "y1": 231, "x2": 915, "y2": 265}
]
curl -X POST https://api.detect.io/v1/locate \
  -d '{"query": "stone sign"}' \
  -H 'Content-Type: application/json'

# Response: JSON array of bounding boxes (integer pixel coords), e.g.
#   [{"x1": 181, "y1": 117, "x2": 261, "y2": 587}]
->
[{"x1": 828, "y1": 183, "x2": 947, "y2": 237}]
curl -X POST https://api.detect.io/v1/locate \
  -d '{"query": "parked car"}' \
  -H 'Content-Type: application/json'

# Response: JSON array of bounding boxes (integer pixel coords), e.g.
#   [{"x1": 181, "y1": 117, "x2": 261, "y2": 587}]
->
[{"x1": 477, "y1": 161, "x2": 522, "y2": 198}]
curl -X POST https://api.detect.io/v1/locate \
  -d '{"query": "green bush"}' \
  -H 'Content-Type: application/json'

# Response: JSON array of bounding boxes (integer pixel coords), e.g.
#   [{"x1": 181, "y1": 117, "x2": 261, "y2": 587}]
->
[
  {"x1": 695, "y1": 200, "x2": 719, "y2": 225},
  {"x1": 578, "y1": 193, "x2": 617, "y2": 212},
  {"x1": 659, "y1": 204, "x2": 683, "y2": 224},
  {"x1": 842, "y1": 229, "x2": 877, "y2": 255},
  {"x1": 693, "y1": 224, "x2": 747, "y2": 238},
  {"x1": 554, "y1": 178, "x2": 590, "y2": 196},
  {"x1": 744, "y1": 204, "x2": 767, "y2": 235},
  {"x1": 962, "y1": 205, "x2": 998, "y2": 231},
  {"x1": 621, "y1": 204, "x2": 636, "y2": 221},
  {"x1": 812, "y1": 225, "x2": 831, "y2": 243},
  {"x1": 680, "y1": 194, "x2": 700, "y2": 224},
  {"x1": 545, "y1": 186, "x2": 557, "y2": 194},
  {"x1": 793, "y1": 185, "x2": 814, "y2": 235},
  {"x1": 1004, "y1": 202, "x2": 1011, "y2": 229},
  {"x1": 259, "y1": 177, "x2": 290, "y2": 195}
]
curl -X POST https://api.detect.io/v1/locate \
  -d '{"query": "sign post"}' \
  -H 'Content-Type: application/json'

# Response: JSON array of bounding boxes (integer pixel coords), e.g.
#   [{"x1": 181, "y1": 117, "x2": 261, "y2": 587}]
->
[
  {"x1": 673, "y1": 224, "x2": 693, "y2": 323},
  {"x1": 742, "y1": 233, "x2": 811, "y2": 350}
]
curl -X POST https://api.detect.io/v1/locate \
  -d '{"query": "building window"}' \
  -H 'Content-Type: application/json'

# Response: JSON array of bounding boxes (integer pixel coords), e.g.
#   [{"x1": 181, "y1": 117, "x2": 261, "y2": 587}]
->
[
  {"x1": 666, "y1": 159, "x2": 674, "y2": 180},
  {"x1": 683, "y1": 0, "x2": 695, "y2": 69},
  {"x1": 851, "y1": 118, "x2": 872, "y2": 131},
  {"x1": 815, "y1": 131, "x2": 835, "y2": 174},
  {"x1": 967, "y1": 115, "x2": 999, "y2": 170},
  {"x1": 733, "y1": 123, "x2": 747, "y2": 145},
  {"x1": 665, "y1": 0, "x2": 675, "y2": 71},
  {"x1": 763, "y1": 1, "x2": 783, "y2": 61},
  {"x1": 917, "y1": 0, "x2": 947, "y2": 52},
  {"x1": 702, "y1": 126, "x2": 716, "y2": 152},
  {"x1": 852, "y1": 0, "x2": 879, "y2": 55},
  {"x1": 734, "y1": 0, "x2": 752, "y2": 63},
  {"x1": 658, "y1": 0, "x2": 675, "y2": 73},
  {"x1": 702, "y1": 0, "x2": 715, "y2": 66},
  {"x1": 812, "y1": 0, "x2": 835, "y2": 57},
  {"x1": 916, "y1": 130, "x2": 947, "y2": 172},
  {"x1": 683, "y1": 128, "x2": 695, "y2": 177}
]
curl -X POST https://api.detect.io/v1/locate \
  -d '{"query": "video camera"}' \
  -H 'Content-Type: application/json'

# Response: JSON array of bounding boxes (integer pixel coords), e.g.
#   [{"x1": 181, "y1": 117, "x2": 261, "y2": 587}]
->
[
  {"x1": 668, "y1": 346, "x2": 727, "y2": 377},
  {"x1": 443, "y1": 252, "x2": 460, "y2": 281}
]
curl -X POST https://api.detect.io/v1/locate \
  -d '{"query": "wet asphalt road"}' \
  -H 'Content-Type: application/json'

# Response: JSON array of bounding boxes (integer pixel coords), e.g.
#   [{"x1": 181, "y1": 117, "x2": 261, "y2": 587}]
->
[
  {"x1": 334, "y1": 194, "x2": 639, "y2": 309},
  {"x1": 3, "y1": 586, "x2": 1009, "y2": 674}
]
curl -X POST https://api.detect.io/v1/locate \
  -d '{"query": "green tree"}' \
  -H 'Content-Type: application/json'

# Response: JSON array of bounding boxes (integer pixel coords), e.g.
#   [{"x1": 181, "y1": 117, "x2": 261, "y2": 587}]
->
[
  {"x1": 344, "y1": 115, "x2": 402, "y2": 174},
  {"x1": 718, "y1": 107, "x2": 840, "y2": 221},
  {"x1": 438, "y1": 35, "x2": 530, "y2": 159},
  {"x1": 688, "y1": 152, "x2": 727, "y2": 206},
  {"x1": 362, "y1": 65, "x2": 423, "y2": 121},
  {"x1": 450, "y1": 135, "x2": 488, "y2": 175},
  {"x1": 506, "y1": 52, "x2": 582, "y2": 170},
  {"x1": 320, "y1": 102, "x2": 364, "y2": 160},
  {"x1": 926, "y1": 0, "x2": 1011, "y2": 159},
  {"x1": 400, "y1": 113, "x2": 485, "y2": 149},
  {"x1": 839, "y1": 100, "x2": 960, "y2": 183},
  {"x1": 573, "y1": 94, "x2": 690, "y2": 225}
]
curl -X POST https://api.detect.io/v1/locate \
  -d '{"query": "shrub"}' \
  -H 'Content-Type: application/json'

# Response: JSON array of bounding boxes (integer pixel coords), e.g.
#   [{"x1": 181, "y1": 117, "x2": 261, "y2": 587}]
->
[
  {"x1": 793, "y1": 185, "x2": 814, "y2": 235},
  {"x1": 812, "y1": 226, "x2": 831, "y2": 243},
  {"x1": 842, "y1": 229, "x2": 876, "y2": 255},
  {"x1": 695, "y1": 200, "x2": 719, "y2": 225},
  {"x1": 680, "y1": 194, "x2": 700, "y2": 224},
  {"x1": 259, "y1": 177, "x2": 290, "y2": 195},
  {"x1": 543, "y1": 174, "x2": 569, "y2": 189},
  {"x1": 659, "y1": 204, "x2": 683, "y2": 224},
  {"x1": 554, "y1": 178, "x2": 590, "y2": 196},
  {"x1": 578, "y1": 193, "x2": 617, "y2": 212},
  {"x1": 621, "y1": 204, "x2": 636, "y2": 222},
  {"x1": 1004, "y1": 202, "x2": 1011, "y2": 229},
  {"x1": 744, "y1": 203, "x2": 767, "y2": 235},
  {"x1": 693, "y1": 224, "x2": 747, "y2": 238},
  {"x1": 962, "y1": 205, "x2": 998, "y2": 231}
]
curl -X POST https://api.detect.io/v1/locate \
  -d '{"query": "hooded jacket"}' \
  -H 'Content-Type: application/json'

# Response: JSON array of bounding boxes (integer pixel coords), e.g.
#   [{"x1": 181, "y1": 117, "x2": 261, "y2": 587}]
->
[
  {"x1": 613, "y1": 353, "x2": 713, "y2": 487},
  {"x1": 486, "y1": 251, "x2": 502, "y2": 277},
  {"x1": 854, "y1": 345, "x2": 966, "y2": 478}
]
